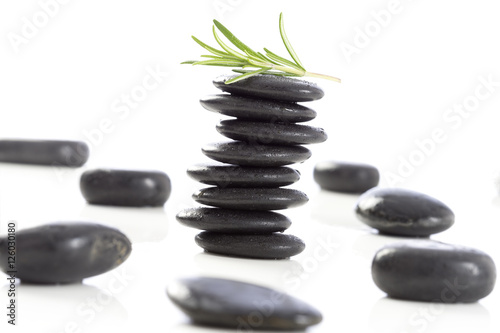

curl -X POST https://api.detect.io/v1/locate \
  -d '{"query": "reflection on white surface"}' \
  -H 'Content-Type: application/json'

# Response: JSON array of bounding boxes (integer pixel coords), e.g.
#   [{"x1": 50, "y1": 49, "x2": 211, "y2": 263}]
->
[
  {"x1": 369, "y1": 297, "x2": 491, "y2": 333},
  {"x1": 170, "y1": 323, "x2": 306, "y2": 333},
  {"x1": 193, "y1": 252, "x2": 303, "y2": 290},
  {"x1": 79, "y1": 204, "x2": 169, "y2": 243},
  {"x1": 310, "y1": 190, "x2": 371, "y2": 231},
  {"x1": 350, "y1": 232, "x2": 413, "y2": 262},
  {"x1": 1, "y1": 283, "x2": 127, "y2": 332}
]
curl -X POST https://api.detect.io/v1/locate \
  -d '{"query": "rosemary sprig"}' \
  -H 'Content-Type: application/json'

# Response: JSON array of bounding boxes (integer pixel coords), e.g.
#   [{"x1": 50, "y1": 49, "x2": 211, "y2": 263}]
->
[{"x1": 182, "y1": 13, "x2": 341, "y2": 84}]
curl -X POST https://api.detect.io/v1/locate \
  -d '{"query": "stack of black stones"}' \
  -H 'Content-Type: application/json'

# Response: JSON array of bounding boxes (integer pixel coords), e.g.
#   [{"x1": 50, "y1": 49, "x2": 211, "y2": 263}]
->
[{"x1": 176, "y1": 74, "x2": 327, "y2": 259}]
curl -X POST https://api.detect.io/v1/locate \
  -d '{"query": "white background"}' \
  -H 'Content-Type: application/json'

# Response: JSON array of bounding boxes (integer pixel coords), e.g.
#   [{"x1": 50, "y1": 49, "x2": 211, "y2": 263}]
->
[{"x1": 1, "y1": 0, "x2": 500, "y2": 332}]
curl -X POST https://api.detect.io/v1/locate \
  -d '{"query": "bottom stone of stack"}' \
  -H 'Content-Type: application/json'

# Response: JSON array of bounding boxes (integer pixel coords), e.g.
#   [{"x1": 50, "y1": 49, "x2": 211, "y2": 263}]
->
[{"x1": 195, "y1": 231, "x2": 305, "y2": 259}]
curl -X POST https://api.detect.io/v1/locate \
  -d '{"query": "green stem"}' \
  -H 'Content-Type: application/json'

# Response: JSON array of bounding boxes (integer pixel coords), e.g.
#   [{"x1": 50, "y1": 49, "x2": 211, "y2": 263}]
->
[{"x1": 305, "y1": 71, "x2": 341, "y2": 83}]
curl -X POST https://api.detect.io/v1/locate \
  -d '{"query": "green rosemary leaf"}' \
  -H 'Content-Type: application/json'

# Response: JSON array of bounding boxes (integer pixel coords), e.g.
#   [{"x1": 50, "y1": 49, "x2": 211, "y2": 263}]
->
[
  {"x1": 181, "y1": 60, "x2": 197, "y2": 64},
  {"x1": 257, "y1": 52, "x2": 281, "y2": 66},
  {"x1": 212, "y1": 26, "x2": 248, "y2": 61},
  {"x1": 192, "y1": 59, "x2": 247, "y2": 67},
  {"x1": 213, "y1": 20, "x2": 267, "y2": 62},
  {"x1": 279, "y1": 13, "x2": 305, "y2": 70},
  {"x1": 232, "y1": 69, "x2": 301, "y2": 77},
  {"x1": 264, "y1": 48, "x2": 303, "y2": 70},
  {"x1": 191, "y1": 36, "x2": 228, "y2": 57},
  {"x1": 225, "y1": 67, "x2": 272, "y2": 84},
  {"x1": 183, "y1": 13, "x2": 340, "y2": 84}
]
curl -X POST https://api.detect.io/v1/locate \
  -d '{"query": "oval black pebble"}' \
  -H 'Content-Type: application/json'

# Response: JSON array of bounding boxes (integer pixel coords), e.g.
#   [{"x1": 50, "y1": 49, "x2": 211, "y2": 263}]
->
[
  {"x1": 0, "y1": 222, "x2": 131, "y2": 284},
  {"x1": 80, "y1": 169, "x2": 171, "y2": 207},
  {"x1": 355, "y1": 188, "x2": 454, "y2": 237},
  {"x1": 193, "y1": 187, "x2": 308, "y2": 210},
  {"x1": 200, "y1": 94, "x2": 317, "y2": 123},
  {"x1": 195, "y1": 232, "x2": 306, "y2": 259},
  {"x1": 372, "y1": 241, "x2": 497, "y2": 303},
  {"x1": 187, "y1": 164, "x2": 300, "y2": 188},
  {"x1": 0, "y1": 139, "x2": 89, "y2": 167},
  {"x1": 213, "y1": 75, "x2": 324, "y2": 102},
  {"x1": 176, "y1": 208, "x2": 291, "y2": 233},
  {"x1": 202, "y1": 141, "x2": 311, "y2": 167},
  {"x1": 217, "y1": 119, "x2": 327, "y2": 145},
  {"x1": 167, "y1": 277, "x2": 322, "y2": 329},
  {"x1": 314, "y1": 161, "x2": 380, "y2": 193}
]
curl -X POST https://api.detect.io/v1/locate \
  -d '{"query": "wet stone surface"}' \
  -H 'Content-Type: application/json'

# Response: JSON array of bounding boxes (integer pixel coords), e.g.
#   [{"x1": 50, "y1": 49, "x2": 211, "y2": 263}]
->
[
  {"x1": 314, "y1": 161, "x2": 379, "y2": 193},
  {"x1": 187, "y1": 164, "x2": 300, "y2": 188},
  {"x1": 202, "y1": 141, "x2": 311, "y2": 167},
  {"x1": 80, "y1": 169, "x2": 171, "y2": 207},
  {"x1": 195, "y1": 232, "x2": 306, "y2": 259},
  {"x1": 167, "y1": 277, "x2": 323, "y2": 330},
  {"x1": 0, "y1": 139, "x2": 89, "y2": 167},
  {"x1": 355, "y1": 188, "x2": 454, "y2": 237},
  {"x1": 176, "y1": 208, "x2": 291, "y2": 233},
  {"x1": 217, "y1": 119, "x2": 327, "y2": 145},
  {"x1": 200, "y1": 94, "x2": 317, "y2": 123},
  {"x1": 0, "y1": 222, "x2": 132, "y2": 284},
  {"x1": 372, "y1": 240, "x2": 497, "y2": 303},
  {"x1": 192, "y1": 187, "x2": 308, "y2": 211},
  {"x1": 213, "y1": 74, "x2": 325, "y2": 102}
]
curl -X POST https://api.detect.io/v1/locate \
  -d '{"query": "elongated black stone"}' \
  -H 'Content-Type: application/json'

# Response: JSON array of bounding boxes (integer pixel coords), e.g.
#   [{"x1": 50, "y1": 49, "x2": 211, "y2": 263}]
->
[
  {"x1": 80, "y1": 169, "x2": 171, "y2": 207},
  {"x1": 314, "y1": 161, "x2": 380, "y2": 193},
  {"x1": 372, "y1": 241, "x2": 497, "y2": 303},
  {"x1": 200, "y1": 94, "x2": 317, "y2": 123},
  {"x1": 193, "y1": 187, "x2": 308, "y2": 210},
  {"x1": 202, "y1": 141, "x2": 311, "y2": 167},
  {"x1": 0, "y1": 222, "x2": 131, "y2": 284},
  {"x1": 176, "y1": 208, "x2": 291, "y2": 233},
  {"x1": 0, "y1": 139, "x2": 89, "y2": 167},
  {"x1": 213, "y1": 75, "x2": 324, "y2": 102},
  {"x1": 195, "y1": 232, "x2": 306, "y2": 259},
  {"x1": 167, "y1": 277, "x2": 322, "y2": 329},
  {"x1": 217, "y1": 119, "x2": 327, "y2": 145},
  {"x1": 187, "y1": 164, "x2": 300, "y2": 188},
  {"x1": 355, "y1": 188, "x2": 454, "y2": 237}
]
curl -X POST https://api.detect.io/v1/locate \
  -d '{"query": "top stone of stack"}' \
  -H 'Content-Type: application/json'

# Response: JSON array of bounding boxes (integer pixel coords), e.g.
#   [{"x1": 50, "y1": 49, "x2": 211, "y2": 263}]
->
[{"x1": 213, "y1": 75, "x2": 325, "y2": 102}]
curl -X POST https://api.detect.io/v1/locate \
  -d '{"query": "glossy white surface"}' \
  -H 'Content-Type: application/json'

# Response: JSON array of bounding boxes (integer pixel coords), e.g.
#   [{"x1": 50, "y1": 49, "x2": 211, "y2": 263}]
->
[{"x1": 1, "y1": 1, "x2": 499, "y2": 332}]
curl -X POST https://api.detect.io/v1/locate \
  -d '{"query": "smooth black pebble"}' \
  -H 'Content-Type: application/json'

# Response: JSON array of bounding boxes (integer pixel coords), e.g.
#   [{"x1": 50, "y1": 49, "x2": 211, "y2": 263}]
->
[
  {"x1": 176, "y1": 208, "x2": 291, "y2": 233},
  {"x1": 213, "y1": 75, "x2": 324, "y2": 102},
  {"x1": 217, "y1": 119, "x2": 327, "y2": 145},
  {"x1": 0, "y1": 222, "x2": 131, "y2": 284},
  {"x1": 200, "y1": 94, "x2": 317, "y2": 122},
  {"x1": 167, "y1": 277, "x2": 322, "y2": 329},
  {"x1": 355, "y1": 188, "x2": 454, "y2": 237},
  {"x1": 80, "y1": 169, "x2": 171, "y2": 207},
  {"x1": 372, "y1": 240, "x2": 497, "y2": 303},
  {"x1": 202, "y1": 141, "x2": 311, "y2": 167},
  {"x1": 0, "y1": 139, "x2": 89, "y2": 167},
  {"x1": 314, "y1": 161, "x2": 380, "y2": 193},
  {"x1": 187, "y1": 164, "x2": 300, "y2": 188},
  {"x1": 193, "y1": 187, "x2": 308, "y2": 210},
  {"x1": 195, "y1": 232, "x2": 306, "y2": 259}
]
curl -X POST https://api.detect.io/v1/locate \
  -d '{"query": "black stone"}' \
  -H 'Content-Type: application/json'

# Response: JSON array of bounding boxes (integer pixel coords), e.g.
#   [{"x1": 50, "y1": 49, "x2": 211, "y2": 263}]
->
[
  {"x1": 372, "y1": 241, "x2": 497, "y2": 303},
  {"x1": 167, "y1": 277, "x2": 322, "y2": 329},
  {"x1": 202, "y1": 141, "x2": 311, "y2": 167},
  {"x1": 355, "y1": 188, "x2": 454, "y2": 237},
  {"x1": 187, "y1": 164, "x2": 300, "y2": 188},
  {"x1": 193, "y1": 187, "x2": 308, "y2": 210},
  {"x1": 213, "y1": 75, "x2": 324, "y2": 102},
  {"x1": 195, "y1": 232, "x2": 306, "y2": 259},
  {"x1": 0, "y1": 222, "x2": 131, "y2": 284},
  {"x1": 200, "y1": 94, "x2": 317, "y2": 123},
  {"x1": 80, "y1": 169, "x2": 171, "y2": 207},
  {"x1": 217, "y1": 119, "x2": 327, "y2": 145},
  {"x1": 176, "y1": 208, "x2": 291, "y2": 233},
  {"x1": 314, "y1": 161, "x2": 380, "y2": 193},
  {"x1": 0, "y1": 139, "x2": 89, "y2": 167}
]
